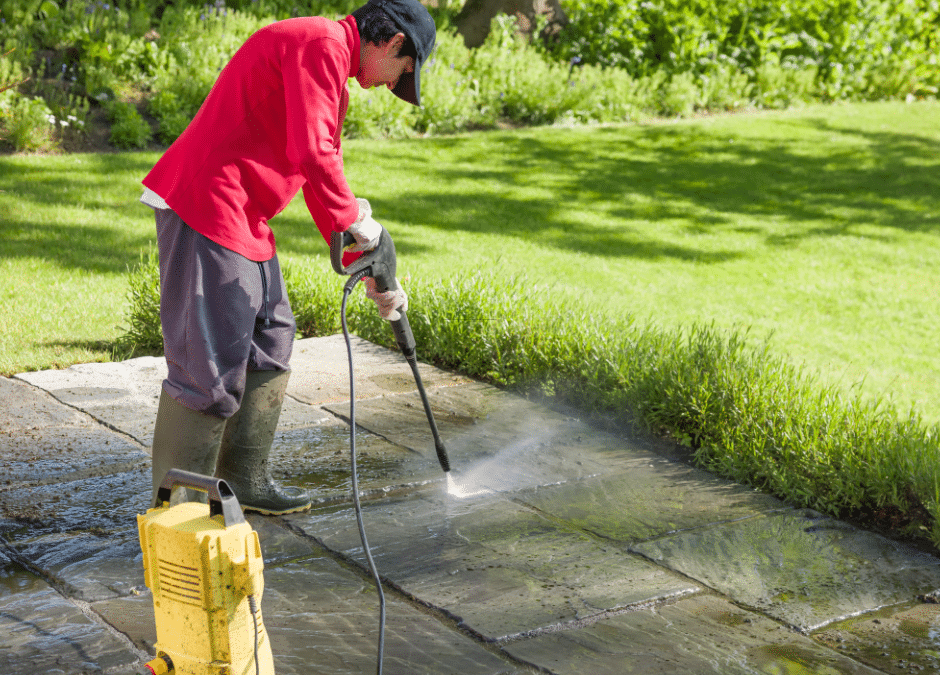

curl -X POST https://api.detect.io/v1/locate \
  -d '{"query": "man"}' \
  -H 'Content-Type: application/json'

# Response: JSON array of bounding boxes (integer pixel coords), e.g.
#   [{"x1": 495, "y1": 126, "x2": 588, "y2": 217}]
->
[{"x1": 139, "y1": 0, "x2": 436, "y2": 514}]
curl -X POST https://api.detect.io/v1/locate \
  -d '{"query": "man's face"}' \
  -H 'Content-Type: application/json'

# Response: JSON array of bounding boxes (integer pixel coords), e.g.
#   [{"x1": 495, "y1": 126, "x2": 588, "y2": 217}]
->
[{"x1": 357, "y1": 32, "x2": 415, "y2": 92}]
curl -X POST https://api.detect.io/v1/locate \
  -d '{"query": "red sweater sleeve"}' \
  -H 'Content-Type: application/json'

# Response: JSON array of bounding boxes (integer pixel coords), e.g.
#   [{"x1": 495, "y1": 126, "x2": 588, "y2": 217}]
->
[{"x1": 280, "y1": 26, "x2": 357, "y2": 236}]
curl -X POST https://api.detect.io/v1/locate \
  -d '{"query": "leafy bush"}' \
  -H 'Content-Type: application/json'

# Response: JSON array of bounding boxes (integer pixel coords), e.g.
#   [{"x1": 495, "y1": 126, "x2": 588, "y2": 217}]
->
[
  {"x1": 106, "y1": 99, "x2": 152, "y2": 148},
  {"x1": 1, "y1": 0, "x2": 936, "y2": 149},
  {"x1": 145, "y1": 4, "x2": 271, "y2": 142},
  {"x1": 753, "y1": 54, "x2": 819, "y2": 109},
  {"x1": 0, "y1": 48, "x2": 27, "y2": 93},
  {"x1": 345, "y1": 19, "x2": 663, "y2": 139},
  {"x1": 698, "y1": 61, "x2": 754, "y2": 111},
  {"x1": 117, "y1": 248, "x2": 163, "y2": 354},
  {"x1": 549, "y1": 0, "x2": 939, "y2": 102},
  {"x1": 147, "y1": 89, "x2": 191, "y2": 145},
  {"x1": 0, "y1": 90, "x2": 56, "y2": 151}
]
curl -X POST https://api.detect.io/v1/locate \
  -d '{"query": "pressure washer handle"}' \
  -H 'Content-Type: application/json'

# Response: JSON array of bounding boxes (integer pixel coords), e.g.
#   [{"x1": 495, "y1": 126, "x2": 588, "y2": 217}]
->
[
  {"x1": 155, "y1": 469, "x2": 246, "y2": 525},
  {"x1": 330, "y1": 229, "x2": 415, "y2": 356},
  {"x1": 329, "y1": 230, "x2": 358, "y2": 276}
]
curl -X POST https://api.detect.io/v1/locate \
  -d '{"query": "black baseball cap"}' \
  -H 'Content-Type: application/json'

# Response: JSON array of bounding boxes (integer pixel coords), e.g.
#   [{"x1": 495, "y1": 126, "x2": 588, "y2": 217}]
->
[{"x1": 373, "y1": 0, "x2": 436, "y2": 106}]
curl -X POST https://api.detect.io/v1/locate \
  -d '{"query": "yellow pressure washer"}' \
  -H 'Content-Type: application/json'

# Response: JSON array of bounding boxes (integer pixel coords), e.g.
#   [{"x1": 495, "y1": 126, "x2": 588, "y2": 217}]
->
[{"x1": 138, "y1": 469, "x2": 274, "y2": 675}]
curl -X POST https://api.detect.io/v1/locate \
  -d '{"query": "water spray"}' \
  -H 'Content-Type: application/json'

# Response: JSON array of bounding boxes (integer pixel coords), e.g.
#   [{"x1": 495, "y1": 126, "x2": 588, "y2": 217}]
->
[{"x1": 330, "y1": 227, "x2": 451, "y2": 675}]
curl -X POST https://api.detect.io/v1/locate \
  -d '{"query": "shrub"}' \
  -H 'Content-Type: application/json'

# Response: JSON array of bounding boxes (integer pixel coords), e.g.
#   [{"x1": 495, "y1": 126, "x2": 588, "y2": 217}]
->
[
  {"x1": 3, "y1": 0, "x2": 937, "y2": 149},
  {"x1": 549, "y1": 0, "x2": 939, "y2": 103},
  {"x1": 660, "y1": 71, "x2": 700, "y2": 118},
  {"x1": 0, "y1": 47, "x2": 28, "y2": 94},
  {"x1": 128, "y1": 4, "x2": 279, "y2": 144},
  {"x1": 0, "y1": 90, "x2": 56, "y2": 152},
  {"x1": 147, "y1": 89, "x2": 191, "y2": 145},
  {"x1": 345, "y1": 82, "x2": 416, "y2": 139},
  {"x1": 106, "y1": 99, "x2": 152, "y2": 149},
  {"x1": 753, "y1": 54, "x2": 819, "y2": 109},
  {"x1": 117, "y1": 248, "x2": 163, "y2": 354},
  {"x1": 698, "y1": 61, "x2": 755, "y2": 112}
]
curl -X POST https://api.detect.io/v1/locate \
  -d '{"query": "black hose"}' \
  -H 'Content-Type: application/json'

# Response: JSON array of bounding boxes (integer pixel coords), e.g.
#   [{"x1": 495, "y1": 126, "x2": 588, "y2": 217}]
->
[{"x1": 341, "y1": 271, "x2": 386, "y2": 675}]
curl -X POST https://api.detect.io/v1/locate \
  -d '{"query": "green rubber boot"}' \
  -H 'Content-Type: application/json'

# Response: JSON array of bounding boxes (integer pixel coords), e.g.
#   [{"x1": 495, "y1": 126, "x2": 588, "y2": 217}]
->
[
  {"x1": 150, "y1": 388, "x2": 226, "y2": 508},
  {"x1": 215, "y1": 370, "x2": 311, "y2": 515}
]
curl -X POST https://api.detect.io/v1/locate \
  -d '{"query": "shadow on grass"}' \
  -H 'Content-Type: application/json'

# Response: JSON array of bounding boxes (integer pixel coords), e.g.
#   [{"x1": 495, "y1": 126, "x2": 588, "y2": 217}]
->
[
  {"x1": 0, "y1": 153, "x2": 159, "y2": 274},
  {"x1": 5, "y1": 113, "x2": 937, "y2": 272},
  {"x1": 271, "y1": 111, "x2": 939, "y2": 262}
]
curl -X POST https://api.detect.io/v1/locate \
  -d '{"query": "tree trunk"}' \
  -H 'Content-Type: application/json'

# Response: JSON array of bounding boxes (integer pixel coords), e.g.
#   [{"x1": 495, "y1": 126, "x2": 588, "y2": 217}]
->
[{"x1": 454, "y1": 0, "x2": 569, "y2": 49}]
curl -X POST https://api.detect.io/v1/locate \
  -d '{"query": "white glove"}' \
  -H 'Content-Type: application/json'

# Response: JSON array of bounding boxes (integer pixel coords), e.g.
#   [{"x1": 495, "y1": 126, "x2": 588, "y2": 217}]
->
[
  {"x1": 346, "y1": 198, "x2": 382, "y2": 252},
  {"x1": 363, "y1": 277, "x2": 408, "y2": 321}
]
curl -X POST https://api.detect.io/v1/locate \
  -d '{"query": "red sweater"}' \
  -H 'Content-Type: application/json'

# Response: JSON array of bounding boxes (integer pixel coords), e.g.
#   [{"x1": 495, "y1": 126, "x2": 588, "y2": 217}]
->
[{"x1": 143, "y1": 16, "x2": 360, "y2": 261}]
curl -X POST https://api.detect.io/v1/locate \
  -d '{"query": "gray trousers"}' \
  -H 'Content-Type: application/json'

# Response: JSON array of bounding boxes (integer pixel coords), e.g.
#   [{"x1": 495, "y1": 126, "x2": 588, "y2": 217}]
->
[{"x1": 155, "y1": 208, "x2": 296, "y2": 418}]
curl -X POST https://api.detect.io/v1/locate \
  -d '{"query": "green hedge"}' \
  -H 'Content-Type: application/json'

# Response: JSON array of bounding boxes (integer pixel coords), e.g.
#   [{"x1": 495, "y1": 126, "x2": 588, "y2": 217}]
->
[
  {"x1": 549, "y1": 0, "x2": 939, "y2": 100},
  {"x1": 1, "y1": 0, "x2": 937, "y2": 151}
]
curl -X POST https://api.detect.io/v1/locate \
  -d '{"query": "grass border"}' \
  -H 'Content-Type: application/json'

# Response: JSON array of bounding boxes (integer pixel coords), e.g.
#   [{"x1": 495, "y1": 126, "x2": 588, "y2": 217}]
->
[{"x1": 120, "y1": 254, "x2": 940, "y2": 550}]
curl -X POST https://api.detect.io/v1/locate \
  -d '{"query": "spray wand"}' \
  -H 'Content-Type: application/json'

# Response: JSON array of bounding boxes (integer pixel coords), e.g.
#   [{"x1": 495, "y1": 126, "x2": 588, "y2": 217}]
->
[{"x1": 330, "y1": 228, "x2": 451, "y2": 474}]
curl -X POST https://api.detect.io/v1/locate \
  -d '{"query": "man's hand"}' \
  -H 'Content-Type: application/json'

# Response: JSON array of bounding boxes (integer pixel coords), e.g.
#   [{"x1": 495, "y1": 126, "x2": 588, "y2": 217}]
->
[
  {"x1": 363, "y1": 277, "x2": 408, "y2": 321},
  {"x1": 347, "y1": 198, "x2": 382, "y2": 252}
]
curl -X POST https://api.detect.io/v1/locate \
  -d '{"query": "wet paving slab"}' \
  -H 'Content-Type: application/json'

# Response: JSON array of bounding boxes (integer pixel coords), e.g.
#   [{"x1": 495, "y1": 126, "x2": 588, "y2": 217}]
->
[
  {"x1": 1, "y1": 467, "x2": 151, "y2": 602},
  {"x1": 84, "y1": 516, "x2": 537, "y2": 674},
  {"x1": 514, "y1": 456, "x2": 788, "y2": 543},
  {"x1": 327, "y1": 381, "x2": 608, "y2": 454},
  {"x1": 815, "y1": 601, "x2": 940, "y2": 674},
  {"x1": 262, "y1": 556, "x2": 532, "y2": 675},
  {"x1": 503, "y1": 594, "x2": 886, "y2": 674},
  {"x1": 0, "y1": 547, "x2": 142, "y2": 674},
  {"x1": 287, "y1": 491, "x2": 701, "y2": 642},
  {"x1": 269, "y1": 422, "x2": 444, "y2": 505},
  {"x1": 0, "y1": 377, "x2": 148, "y2": 488},
  {"x1": 1, "y1": 467, "x2": 152, "y2": 538},
  {"x1": 632, "y1": 509, "x2": 940, "y2": 633},
  {"x1": 329, "y1": 382, "x2": 651, "y2": 494}
]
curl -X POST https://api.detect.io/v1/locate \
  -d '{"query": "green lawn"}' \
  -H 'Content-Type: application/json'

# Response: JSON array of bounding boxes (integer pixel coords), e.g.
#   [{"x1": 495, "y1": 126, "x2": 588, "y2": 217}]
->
[{"x1": 2, "y1": 101, "x2": 938, "y2": 422}]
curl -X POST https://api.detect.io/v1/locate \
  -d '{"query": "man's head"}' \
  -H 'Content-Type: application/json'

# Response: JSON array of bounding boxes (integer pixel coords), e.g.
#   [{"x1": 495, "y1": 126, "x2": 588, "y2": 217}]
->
[{"x1": 352, "y1": 0, "x2": 436, "y2": 106}]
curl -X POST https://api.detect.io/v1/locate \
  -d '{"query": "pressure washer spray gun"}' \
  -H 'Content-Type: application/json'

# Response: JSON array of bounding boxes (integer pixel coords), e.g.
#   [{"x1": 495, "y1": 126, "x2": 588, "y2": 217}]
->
[
  {"x1": 330, "y1": 225, "x2": 451, "y2": 675},
  {"x1": 330, "y1": 227, "x2": 451, "y2": 475}
]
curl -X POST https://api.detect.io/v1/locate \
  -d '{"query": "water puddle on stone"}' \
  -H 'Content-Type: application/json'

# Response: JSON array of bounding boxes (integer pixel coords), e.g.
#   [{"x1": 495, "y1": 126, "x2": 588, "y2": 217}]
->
[
  {"x1": 0, "y1": 552, "x2": 41, "y2": 595},
  {"x1": 270, "y1": 425, "x2": 442, "y2": 501}
]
